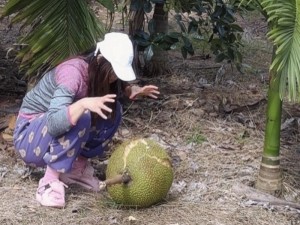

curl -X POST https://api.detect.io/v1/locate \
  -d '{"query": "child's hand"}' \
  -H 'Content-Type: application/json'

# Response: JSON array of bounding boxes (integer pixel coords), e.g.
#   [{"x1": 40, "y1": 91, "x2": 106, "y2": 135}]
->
[
  {"x1": 82, "y1": 94, "x2": 116, "y2": 119},
  {"x1": 129, "y1": 85, "x2": 160, "y2": 100}
]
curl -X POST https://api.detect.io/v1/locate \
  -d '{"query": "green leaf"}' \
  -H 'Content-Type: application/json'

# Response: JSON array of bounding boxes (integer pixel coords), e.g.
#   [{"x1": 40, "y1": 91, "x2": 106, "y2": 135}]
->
[
  {"x1": 208, "y1": 33, "x2": 214, "y2": 43},
  {"x1": 182, "y1": 36, "x2": 194, "y2": 55},
  {"x1": 230, "y1": 24, "x2": 244, "y2": 32},
  {"x1": 95, "y1": 0, "x2": 114, "y2": 12},
  {"x1": 178, "y1": 21, "x2": 186, "y2": 33},
  {"x1": 181, "y1": 46, "x2": 188, "y2": 59},
  {"x1": 187, "y1": 19, "x2": 198, "y2": 34},
  {"x1": 227, "y1": 47, "x2": 234, "y2": 60},
  {"x1": 262, "y1": 0, "x2": 300, "y2": 102},
  {"x1": 144, "y1": 1, "x2": 152, "y2": 13},
  {"x1": 134, "y1": 31, "x2": 151, "y2": 47},
  {"x1": 1, "y1": 0, "x2": 31, "y2": 17},
  {"x1": 168, "y1": 32, "x2": 181, "y2": 40},
  {"x1": 153, "y1": 33, "x2": 164, "y2": 43},
  {"x1": 215, "y1": 53, "x2": 226, "y2": 62},
  {"x1": 2, "y1": 0, "x2": 105, "y2": 76},
  {"x1": 150, "y1": 0, "x2": 164, "y2": 3}
]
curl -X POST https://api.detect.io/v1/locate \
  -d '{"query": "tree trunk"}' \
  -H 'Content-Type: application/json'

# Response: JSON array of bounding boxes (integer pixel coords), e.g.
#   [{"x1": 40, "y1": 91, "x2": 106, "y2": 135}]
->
[
  {"x1": 143, "y1": 2, "x2": 171, "y2": 76},
  {"x1": 256, "y1": 51, "x2": 282, "y2": 194},
  {"x1": 128, "y1": 7, "x2": 146, "y2": 76},
  {"x1": 152, "y1": 3, "x2": 168, "y2": 34}
]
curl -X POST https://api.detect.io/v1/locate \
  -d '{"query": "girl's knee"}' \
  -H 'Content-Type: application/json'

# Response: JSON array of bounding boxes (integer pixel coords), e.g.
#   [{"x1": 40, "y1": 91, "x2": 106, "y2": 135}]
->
[{"x1": 77, "y1": 111, "x2": 92, "y2": 129}]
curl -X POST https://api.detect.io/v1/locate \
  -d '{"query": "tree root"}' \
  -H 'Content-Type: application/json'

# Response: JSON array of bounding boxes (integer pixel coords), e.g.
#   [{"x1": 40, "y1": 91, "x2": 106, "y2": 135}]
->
[{"x1": 232, "y1": 183, "x2": 300, "y2": 209}]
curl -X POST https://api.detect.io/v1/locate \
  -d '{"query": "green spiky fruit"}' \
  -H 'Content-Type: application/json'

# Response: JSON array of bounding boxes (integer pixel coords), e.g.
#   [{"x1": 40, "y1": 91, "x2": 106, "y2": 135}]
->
[{"x1": 106, "y1": 138, "x2": 174, "y2": 208}]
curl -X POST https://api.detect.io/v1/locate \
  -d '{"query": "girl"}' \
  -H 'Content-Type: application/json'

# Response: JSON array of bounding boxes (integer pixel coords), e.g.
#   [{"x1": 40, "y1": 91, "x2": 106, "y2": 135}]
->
[{"x1": 13, "y1": 32, "x2": 159, "y2": 208}]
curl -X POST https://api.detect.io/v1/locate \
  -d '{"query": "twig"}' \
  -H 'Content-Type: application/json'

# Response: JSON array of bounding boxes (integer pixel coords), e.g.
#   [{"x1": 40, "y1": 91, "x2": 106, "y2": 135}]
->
[
  {"x1": 122, "y1": 116, "x2": 143, "y2": 126},
  {"x1": 173, "y1": 64, "x2": 220, "y2": 70},
  {"x1": 181, "y1": 98, "x2": 199, "y2": 113},
  {"x1": 0, "y1": 170, "x2": 8, "y2": 183},
  {"x1": 122, "y1": 101, "x2": 134, "y2": 115},
  {"x1": 148, "y1": 110, "x2": 153, "y2": 124}
]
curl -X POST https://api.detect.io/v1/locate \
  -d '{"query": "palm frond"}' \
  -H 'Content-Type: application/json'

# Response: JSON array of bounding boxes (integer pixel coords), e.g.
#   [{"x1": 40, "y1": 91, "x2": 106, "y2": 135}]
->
[
  {"x1": 237, "y1": 0, "x2": 268, "y2": 18},
  {"x1": 2, "y1": 0, "x2": 106, "y2": 76},
  {"x1": 262, "y1": 0, "x2": 300, "y2": 102}
]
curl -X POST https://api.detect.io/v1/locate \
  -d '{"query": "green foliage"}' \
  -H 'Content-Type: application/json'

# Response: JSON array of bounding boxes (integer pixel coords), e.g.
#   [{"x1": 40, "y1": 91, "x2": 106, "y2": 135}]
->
[
  {"x1": 96, "y1": 0, "x2": 115, "y2": 12},
  {"x1": 181, "y1": 0, "x2": 245, "y2": 68},
  {"x1": 1, "y1": 0, "x2": 105, "y2": 76},
  {"x1": 0, "y1": 0, "x2": 267, "y2": 78},
  {"x1": 187, "y1": 132, "x2": 207, "y2": 145},
  {"x1": 134, "y1": 29, "x2": 194, "y2": 62},
  {"x1": 261, "y1": 0, "x2": 300, "y2": 102},
  {"x1": 130, "y1": 0, "x2": 247, "y2": 68}
]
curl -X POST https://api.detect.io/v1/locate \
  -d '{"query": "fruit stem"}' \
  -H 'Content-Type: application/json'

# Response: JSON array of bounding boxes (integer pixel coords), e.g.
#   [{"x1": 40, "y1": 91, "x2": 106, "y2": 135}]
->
[
  {"x1": 106, "y1": 173, "x2": 131, "y2": 186},
  {"x1": 99, "y1": 173, "x2": 132, "y2": 190}
]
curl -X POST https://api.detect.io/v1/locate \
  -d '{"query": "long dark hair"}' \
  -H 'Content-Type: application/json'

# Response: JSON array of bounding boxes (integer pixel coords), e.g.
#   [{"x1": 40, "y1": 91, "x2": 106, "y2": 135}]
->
[{"x1": 83, "y1": 52, "x2": 128, "y2": 125}]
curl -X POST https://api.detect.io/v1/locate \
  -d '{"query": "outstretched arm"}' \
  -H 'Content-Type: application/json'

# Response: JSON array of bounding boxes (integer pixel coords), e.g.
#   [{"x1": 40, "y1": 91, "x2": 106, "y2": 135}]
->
[{"x1": 124, "y1": 85, "x2": 160, "y2": 100}]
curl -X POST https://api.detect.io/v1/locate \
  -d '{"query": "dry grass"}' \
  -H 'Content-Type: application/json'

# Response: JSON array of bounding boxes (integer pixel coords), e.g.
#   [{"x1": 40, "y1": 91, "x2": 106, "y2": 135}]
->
[{"x1": 2, "y1": 59, "x2": 300, "y2": 224}]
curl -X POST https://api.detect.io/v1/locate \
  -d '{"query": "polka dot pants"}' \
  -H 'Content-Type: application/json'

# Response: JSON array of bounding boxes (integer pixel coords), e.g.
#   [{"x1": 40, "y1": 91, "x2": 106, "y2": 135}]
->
[{"x1": 13, "y1": 103, "x2": 122, "y2": 173}]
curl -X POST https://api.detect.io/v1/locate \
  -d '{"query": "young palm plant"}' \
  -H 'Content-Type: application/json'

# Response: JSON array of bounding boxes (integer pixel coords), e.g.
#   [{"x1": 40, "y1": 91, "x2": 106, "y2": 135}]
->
[
  {"x1": 245, "y1": 0, "x2": 300, "y2": 194},
  {"x1": 1, "y1": 0, "x2": 106, "y2": 77}
]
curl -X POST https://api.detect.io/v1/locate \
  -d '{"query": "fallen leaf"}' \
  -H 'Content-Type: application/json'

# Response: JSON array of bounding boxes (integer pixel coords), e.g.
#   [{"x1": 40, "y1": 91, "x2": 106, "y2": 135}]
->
[
  {"x1": 1, "y1": 133, "x2": 13, "y2": 142},
  {"x1": 128, "y1": 216, "x2": 137, "y2": 221}
]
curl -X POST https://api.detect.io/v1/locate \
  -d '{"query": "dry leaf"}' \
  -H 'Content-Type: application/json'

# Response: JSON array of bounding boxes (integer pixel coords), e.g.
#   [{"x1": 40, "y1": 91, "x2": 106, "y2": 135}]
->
[
  {"x1": 1, "y1": 133, "x2": 13, "y2": 142},
  {"x1": 128, "y1": 216, "x2": 137, "y2": 221}
]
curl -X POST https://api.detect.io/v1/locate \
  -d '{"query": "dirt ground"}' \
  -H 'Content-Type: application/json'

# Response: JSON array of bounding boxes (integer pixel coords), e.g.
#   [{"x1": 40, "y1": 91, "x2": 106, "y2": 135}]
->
[{"x1": 1, "y1": 2, "x2": 300, "y2": 225}]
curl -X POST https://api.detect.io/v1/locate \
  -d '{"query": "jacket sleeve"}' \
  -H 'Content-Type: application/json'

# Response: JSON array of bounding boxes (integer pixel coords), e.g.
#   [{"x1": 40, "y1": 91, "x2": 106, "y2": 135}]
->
[
  {"x1": 46, "y1": 86, "x2": 75, "y2": 137},
  {"x1": 46, "y1": 62, "x2": 85, "y2": 137}
]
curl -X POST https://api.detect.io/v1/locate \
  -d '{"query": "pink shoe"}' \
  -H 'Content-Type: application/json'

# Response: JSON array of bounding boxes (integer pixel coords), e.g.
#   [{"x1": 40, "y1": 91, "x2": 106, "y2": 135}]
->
[
  {"x1": 36, "y1": 179, "x2": 67, "y2": 208},
  {"x1": 60, "y1": 162, "x2": 100, "y2": 192}
]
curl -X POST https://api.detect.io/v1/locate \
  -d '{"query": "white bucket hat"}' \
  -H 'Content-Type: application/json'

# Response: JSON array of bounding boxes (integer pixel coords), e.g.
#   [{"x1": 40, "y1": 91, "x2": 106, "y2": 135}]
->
[{"x1": 94, "y1": 32, "x2": 136, "y2": 81}]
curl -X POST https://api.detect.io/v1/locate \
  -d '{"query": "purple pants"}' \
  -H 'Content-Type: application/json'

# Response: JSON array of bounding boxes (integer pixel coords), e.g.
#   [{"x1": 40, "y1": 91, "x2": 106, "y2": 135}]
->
[{"x1": 13, "y1": 102, "x2": 122, "y2": 173}]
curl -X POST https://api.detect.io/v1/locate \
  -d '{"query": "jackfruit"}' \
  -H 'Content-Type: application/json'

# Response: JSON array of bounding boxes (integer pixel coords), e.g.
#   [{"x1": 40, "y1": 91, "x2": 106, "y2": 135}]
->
[{"x1": 106, "y1": 138, "x2": 173, "y2": 208}]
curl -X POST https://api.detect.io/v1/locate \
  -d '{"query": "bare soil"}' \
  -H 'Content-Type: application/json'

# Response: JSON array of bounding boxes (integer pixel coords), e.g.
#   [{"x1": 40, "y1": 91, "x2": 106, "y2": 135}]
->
[{"x1": 1, "y1": 3, "x2": 300, "y2": 225}]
